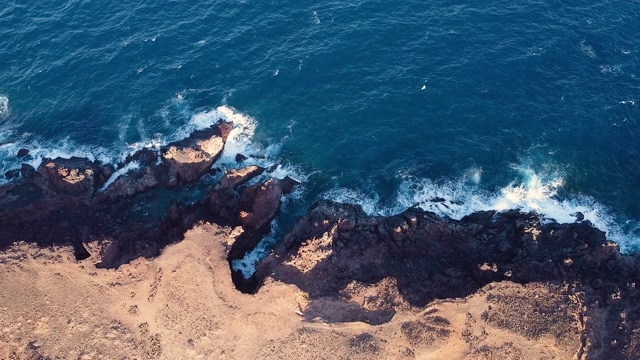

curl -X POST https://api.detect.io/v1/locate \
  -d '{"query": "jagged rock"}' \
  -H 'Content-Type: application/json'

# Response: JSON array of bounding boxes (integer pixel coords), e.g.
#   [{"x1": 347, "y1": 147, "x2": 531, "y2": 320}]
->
[
  {"x1": 4, "y1": 169, "x2": 20, "y2": 179},
  {"x1": 36, "y1": 157, "x2": 109, "y2": 197},
  {"x1": 161, "y1": 122, "x2": 232, "y2": 187},
  {"x1": 256, "y1": 200, "x2": 628, "y2": 309},
  {"x1": 280, "y1": 176, "x2": 301, "y2": 194},
  {"x1": 126, "y1": 148, "x2": 159, "y2": 167},
  {"x1": 21, "y1": 164, "x2": 37, "y2": 179},
  {"x1": 16, "y1": 148, "x2": 29, "y2": 157},
  {"x1": 235, "y1": 153, "x2": 248, "y2": 162},
  {"x1": 238, "y1": 178, "x2": 286, "y2": 231},
  {"x1": 215, "y1": 166, "x2": 265, "y2": 191},
  {"x1": 101, "y1": 167, "x2": 160, "y2": 199}
]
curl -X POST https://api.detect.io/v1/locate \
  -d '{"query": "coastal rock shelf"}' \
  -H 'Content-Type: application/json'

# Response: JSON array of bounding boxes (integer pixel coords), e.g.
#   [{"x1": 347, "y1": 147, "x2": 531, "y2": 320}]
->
[
  {"x1": 1, "y1": 121, "x2": 640, "y2": 359},
  {"x1": 0, "y1": 120, "x2": 294, "y2": 269}
]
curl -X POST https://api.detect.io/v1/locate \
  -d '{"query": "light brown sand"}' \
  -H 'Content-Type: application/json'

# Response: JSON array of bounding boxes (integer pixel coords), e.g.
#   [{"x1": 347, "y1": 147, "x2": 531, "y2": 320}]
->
[{"x1": 0, "y1": 223, "x2": 582, "y2": 359}]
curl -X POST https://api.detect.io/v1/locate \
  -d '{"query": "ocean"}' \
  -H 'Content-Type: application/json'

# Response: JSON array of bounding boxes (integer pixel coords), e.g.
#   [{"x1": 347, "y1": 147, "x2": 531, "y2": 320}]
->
[{"x1": 1, "y1": 1, "x2": 639, "y2": 272}]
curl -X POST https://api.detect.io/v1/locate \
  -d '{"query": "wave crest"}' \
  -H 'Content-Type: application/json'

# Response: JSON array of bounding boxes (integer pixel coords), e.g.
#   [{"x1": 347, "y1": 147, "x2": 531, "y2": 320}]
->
[
  {"x1": 0, "y1": 96, "x2": 9, "y2": 119},
  {"x1": 323, "y1": 166, "x2": 639, "y2": 253}
]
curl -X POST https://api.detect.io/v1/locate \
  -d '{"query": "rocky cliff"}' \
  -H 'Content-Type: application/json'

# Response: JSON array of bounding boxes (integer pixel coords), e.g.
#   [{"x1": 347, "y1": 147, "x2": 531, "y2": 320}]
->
[{"x1": 1, "y1": 122, "x2": 639, "y2": 359}]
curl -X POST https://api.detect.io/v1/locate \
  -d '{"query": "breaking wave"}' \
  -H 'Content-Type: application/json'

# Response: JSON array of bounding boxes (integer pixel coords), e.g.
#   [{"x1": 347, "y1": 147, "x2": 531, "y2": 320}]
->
[
  {"x1": 0, "y1": 96, "x2": 8, "y2": 119},
  {"x1": 324, "y1": 165, "x2": 639, "y2": 253},
  {"x1": 232, "y1": 219, "x2": 280, "y2": 279},
  {"x1": 0, "y1": 104, "x2": 305, "y2": 189},
  {"x1": 2, "y1": 102, "x2": 639, "y2": 264}
]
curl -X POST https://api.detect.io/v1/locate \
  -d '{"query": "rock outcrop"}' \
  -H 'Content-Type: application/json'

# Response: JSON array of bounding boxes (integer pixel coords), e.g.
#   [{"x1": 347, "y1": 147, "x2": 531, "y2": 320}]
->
[
  {"x1": 161, "y1": 122, "x2": 232, "y2": 187},
  {"x1": 35, "y1": 157, "x2": 114, "y2": 197},
  {"x1": 251, "y1": 200, "x2": 640, "y2": 359}
]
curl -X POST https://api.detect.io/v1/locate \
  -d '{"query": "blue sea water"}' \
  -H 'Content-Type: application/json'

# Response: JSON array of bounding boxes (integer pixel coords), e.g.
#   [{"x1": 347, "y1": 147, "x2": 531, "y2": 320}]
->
[{"x1": 1, "y1": 1, "x2": 640, "y2": 266}]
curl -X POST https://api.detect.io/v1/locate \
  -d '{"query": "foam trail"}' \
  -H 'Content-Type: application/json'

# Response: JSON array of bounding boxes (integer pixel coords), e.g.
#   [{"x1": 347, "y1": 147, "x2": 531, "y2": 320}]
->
[
  {"x1": 0, "y1": 96, "x2": 8, "y2": 119},
  {"x1": 322, "y1": 166, "x2": 640, "y2": 253},
  {"x1": 232, "y1": 219, "x2": 280, "y2": 279},
  {"x1": 323, "y1": 187, "x2": 387, "y2": 215},
  {"x1": 100, "y1": 161, "x2": 140, "y2": 191}
]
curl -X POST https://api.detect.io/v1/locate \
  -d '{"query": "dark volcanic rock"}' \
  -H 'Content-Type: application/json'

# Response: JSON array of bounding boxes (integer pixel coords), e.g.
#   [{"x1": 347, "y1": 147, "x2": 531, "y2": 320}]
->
[
  {"x1": 228, "y1": 178, "x2": 300, "y2": 289},
  {"x1": 235, "y1": 153, "x2": 248, "y2": 162},
  {"x1": 100, "y1": 167, "x2": 160, "y2": 199},
  {"x1": 257, "y1": 200, "x2": 634, "y2": 303},
  {"x1": 126, "y1": 148, "x2": 159, "y2": 167},
  {"x1": 280, "y1": 176, "x2": 301, "y2": 194},
  {"x1": 98, "y1": 149, "x2": 165, "y2": 200},
  {"x1": 161, "y1": 122, "x2": 232, "y2": 187},
  {"x1": 4, "y1": 169, "x2": 20, "y2": 179},
  {"x1": 17, "y1": 148, "x2": 29, "y2": 157},
  {"x1": 21, "y1": 164, "x2": 37, "y2": 180},
  {"x1": 215, "y1": 166, "x2": 264, "y2": 191}
]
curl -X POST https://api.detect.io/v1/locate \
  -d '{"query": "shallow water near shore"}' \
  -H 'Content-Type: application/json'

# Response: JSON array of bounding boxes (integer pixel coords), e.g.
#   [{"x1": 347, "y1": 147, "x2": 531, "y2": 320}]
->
[{"x1": 1, "y1": 1, "x2": 640, "y2": 259}]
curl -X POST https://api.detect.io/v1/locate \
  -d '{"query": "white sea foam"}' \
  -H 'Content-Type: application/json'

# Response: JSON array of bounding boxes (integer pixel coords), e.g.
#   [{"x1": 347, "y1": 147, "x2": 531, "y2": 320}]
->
[
  {"x1": 580, "y1": 40, "x2": 597, "y2": 58},
  {"x1": 323, "y1": 187, "x2": 387, "y2": 215},
  {"x1": 0, "y1": 96, "x2": 9, "y2": 119},
  {"x1": 322, "y1": 165, "x2": 639, "y2": 253},
  {"x1": 311, "y1": 11, "x2": 320, "y2": 24},
  {"x1": 232, "y1": 219, "x2": 280, "y2": 279},
  {"x1": 100, "y1": 161, "x2": 140, "y2": 191},
  {"x1": 600, "y1": 64, "x2": 622, "y2": 75},
  {"x1": 0, "y1": 134, "x2": 132, "y2": 187}
]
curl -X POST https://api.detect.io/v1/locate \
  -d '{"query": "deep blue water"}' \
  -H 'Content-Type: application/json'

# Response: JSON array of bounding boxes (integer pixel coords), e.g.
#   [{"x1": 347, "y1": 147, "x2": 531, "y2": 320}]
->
[{"x1": 1, "y1": 1, "x2": 640, "y2": 259}]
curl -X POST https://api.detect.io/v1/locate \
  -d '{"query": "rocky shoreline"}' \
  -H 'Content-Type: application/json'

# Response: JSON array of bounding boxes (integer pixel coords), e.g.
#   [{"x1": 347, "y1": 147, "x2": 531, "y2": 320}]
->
[{"x1": 1, "y1": 121, "x2": 640, "y2": 358}]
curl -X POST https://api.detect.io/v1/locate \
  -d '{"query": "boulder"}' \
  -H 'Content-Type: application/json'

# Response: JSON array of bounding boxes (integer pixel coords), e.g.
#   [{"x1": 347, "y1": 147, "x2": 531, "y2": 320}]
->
[
  {"x1": 101, "y1": 167, "x2": 159, "y2": 199},
  {"x1": 16, "y1": 149, "x2": 29, "y2": 157},
  {"x1": 238, "y1": 178, "x2": 284, "y2": 231},
  {"x1": 235, "y1": 153, "x2": 248, "y2": 162},
  {"x1": 280, "y1": 176, "x2": 301, "y2": 194},
  {"x1": 161, "y1": 122, "x2": 232, "y2": 187},
  {"x1": 125, "y1": 148, "x2": 159, "y2": 167}
]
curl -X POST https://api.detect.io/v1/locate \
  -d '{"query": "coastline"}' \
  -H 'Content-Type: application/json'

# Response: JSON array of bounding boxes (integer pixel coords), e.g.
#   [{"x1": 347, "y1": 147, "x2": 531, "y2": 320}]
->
[{"x1": 1, "y1": 121, "x2": 640, "y2": 359}]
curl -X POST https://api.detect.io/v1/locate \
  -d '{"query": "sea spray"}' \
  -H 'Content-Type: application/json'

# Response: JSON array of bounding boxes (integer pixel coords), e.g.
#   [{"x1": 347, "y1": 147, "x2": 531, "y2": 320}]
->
[
  {"x1": 100, "y1": 161, "x2": 140, "y2": 191},
  {"x1": 323, "y1": 165, "x2": 639, "y2": 253},
  {"x1": 0, "y1": 96, "x2": 9, "y2": 119},
  {"x1": 232, "y1": 219, "x2": 280, "y2": 279}
]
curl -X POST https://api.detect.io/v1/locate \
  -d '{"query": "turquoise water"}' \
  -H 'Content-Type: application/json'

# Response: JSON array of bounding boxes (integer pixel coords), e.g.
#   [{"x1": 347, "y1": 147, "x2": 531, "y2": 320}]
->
[{"x1": 1, "y1": 1, "x2": 640, "y2": 257}]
